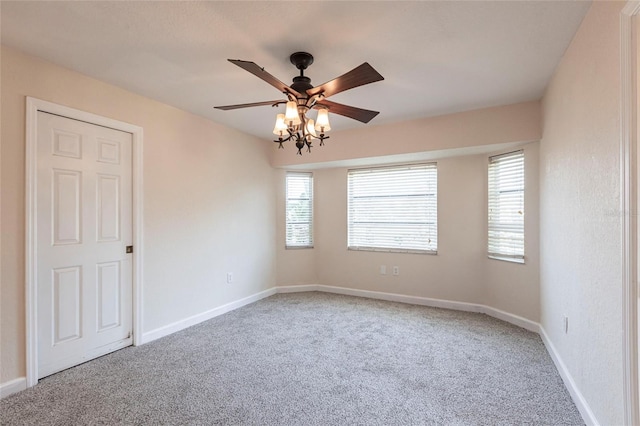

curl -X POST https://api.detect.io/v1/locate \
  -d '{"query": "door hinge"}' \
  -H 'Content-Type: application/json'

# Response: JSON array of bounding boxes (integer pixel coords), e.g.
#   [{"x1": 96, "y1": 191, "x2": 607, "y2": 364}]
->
[{"x1": 126, "y1": 246, "x2": 133, "y2": 254}]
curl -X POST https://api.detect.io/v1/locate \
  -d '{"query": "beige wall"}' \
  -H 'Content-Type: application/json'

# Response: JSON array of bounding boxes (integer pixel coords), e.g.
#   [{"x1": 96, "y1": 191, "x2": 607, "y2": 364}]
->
[
  {"x1": 274, "y1": 96, "x2": 542, "y2": 320},
  {"x1": 271, "y1": 101, "x2": 541, "y2": 168},
  {"x1": 0, "y1": 46, "x2": 277, "y2": 384},
  {"x1": 274, "y1": 99, "x2": 543, "y2": 322},
  {"x1": 313, "y1": 155, "x2": 487, "y2": 304},
  {"x1": 276, "y1": 141, "x2": 540, "y2": 322},
  {"x1": 539, "y1": 2, "x2": 625, "y2": 425}
]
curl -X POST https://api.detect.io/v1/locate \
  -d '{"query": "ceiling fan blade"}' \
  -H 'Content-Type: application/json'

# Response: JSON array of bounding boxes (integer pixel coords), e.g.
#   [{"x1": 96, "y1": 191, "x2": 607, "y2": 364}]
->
[
  {"x1": 315, "y1": 99, "x2": 380, "y2": 124},
  {"x1": 307, "y1": 63, "x2": 384, "y2": 98},
  {"x1": 214, "y1": 100, "x2": 286, "y2": 111},
  {"x1": 228, "y1": 59, "x2": 302, "y2": 97}
]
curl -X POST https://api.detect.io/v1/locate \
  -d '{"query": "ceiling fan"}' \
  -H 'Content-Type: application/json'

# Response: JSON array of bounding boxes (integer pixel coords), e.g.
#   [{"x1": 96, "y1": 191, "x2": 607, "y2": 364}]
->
[{"x1": 214, "y1": 52, "x2": 384, "y2": 155}]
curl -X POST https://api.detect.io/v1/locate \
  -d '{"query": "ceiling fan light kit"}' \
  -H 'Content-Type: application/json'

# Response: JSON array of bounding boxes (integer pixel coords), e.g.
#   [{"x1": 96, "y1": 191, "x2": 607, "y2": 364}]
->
[{"x1": 215, "y1": 52, "x2": 384, "y2": 155}]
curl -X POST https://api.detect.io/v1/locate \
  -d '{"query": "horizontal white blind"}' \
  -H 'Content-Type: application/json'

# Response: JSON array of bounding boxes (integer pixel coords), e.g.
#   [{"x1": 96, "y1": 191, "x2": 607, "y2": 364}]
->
[
  {"x1": 286, "y1": 172, "x2": 313, "y2": 248},
  {"x1": 348, "y1": 164, "x2": 437, "y2": 253},
  {"x1": 488, "y1": 151, "x2": 524, "y2": 261}
]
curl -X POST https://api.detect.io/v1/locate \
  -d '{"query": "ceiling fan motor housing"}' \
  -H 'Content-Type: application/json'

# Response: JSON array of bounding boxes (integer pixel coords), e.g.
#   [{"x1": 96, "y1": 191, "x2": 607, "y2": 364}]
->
[{"x1": 291, "y1": 76, "x2": 313, "y2": 94}]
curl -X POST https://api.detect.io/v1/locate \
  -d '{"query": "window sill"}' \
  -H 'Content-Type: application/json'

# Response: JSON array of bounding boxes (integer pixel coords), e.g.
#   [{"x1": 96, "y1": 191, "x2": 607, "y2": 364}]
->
[
  {"x1": 285, "y1": 245, "x2": 314, "y2": 250},
  {"x1": 348, "y1": 246, "x2": 437, "y2": 255},
  {"x1": 488, "y1": 255, "x2": 525, "y2": 264}
]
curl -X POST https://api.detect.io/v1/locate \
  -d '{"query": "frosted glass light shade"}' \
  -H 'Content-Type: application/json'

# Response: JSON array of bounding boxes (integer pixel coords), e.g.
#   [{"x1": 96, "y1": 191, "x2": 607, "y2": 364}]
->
[
  {"x1": 273, "y1": 113, "x2": 287, "y2": 136},
  {"x1": 315, "y1": 108, "x2": 331, "y2": 132},
  {"x1": 305, "y1": 119, "x2": 317, "y2": 137},
  {"x1": 284, "y1": 101, "x2": 301, "y2": 126}
]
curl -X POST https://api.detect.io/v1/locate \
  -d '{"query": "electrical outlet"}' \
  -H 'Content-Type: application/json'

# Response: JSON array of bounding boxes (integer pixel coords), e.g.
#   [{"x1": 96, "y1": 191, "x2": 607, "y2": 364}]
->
[
  {"x1": 563, "y1": 316, "x2": 569, "y2": 334},
  {"x1": 392, "y1": 266, "x2": 400, "y2": 276},
  {"x1": 226, "y1": 272, "x2": 233, "y2": 284},
  {"x1": 380, "y1": 265, "x2": 387, "y2": 275}
]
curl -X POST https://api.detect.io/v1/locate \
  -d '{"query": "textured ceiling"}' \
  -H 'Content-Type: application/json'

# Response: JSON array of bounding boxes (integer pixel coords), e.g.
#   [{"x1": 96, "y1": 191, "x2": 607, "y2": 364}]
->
[{"x1": 1, "y1": 1, "x2": 591, "y2": 139}]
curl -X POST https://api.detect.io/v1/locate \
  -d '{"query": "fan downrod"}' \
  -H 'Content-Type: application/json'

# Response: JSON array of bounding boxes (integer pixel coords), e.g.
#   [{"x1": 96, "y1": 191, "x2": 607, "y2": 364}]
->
[{"x1": 290, "y1": 52, "x2": 314, "y2": 93}]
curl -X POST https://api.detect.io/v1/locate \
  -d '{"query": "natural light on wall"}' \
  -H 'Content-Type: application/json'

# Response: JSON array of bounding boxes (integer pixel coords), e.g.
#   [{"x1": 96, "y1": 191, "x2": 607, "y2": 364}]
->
[
  {"x1": 285, "y1": 172, "x2": 313, "y2": 248},
  {"x1": 347, "y1": 164, "x2": 438, "y2": 254},
  {"x1": 488, "y1": 150, "x2": 525, "y2": 263}
]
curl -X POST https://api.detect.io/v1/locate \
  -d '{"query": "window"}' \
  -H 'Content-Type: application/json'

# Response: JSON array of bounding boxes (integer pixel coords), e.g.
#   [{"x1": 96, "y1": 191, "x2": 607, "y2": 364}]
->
[
  {"x1": 348, "y1": 164, "x2": 437, "y2": 253},
  {"x1": 488, "y1": 150, "x2": 524, "y2": 263},
  {"x1": 285, "y1": 172, "x2": 313, "y2": 248}
]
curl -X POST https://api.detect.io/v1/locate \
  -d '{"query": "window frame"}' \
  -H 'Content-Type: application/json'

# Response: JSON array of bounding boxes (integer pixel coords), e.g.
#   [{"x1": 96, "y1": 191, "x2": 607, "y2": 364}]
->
[
  {"x1": 487, "y1": 150, "x2": 525, "y2": 263},
  {"x1": 347, "y1": 163, "x2": 438, "y2": 255},
  {"x1": 285, "y1": 171, "x2": 314, "y2": 249}
]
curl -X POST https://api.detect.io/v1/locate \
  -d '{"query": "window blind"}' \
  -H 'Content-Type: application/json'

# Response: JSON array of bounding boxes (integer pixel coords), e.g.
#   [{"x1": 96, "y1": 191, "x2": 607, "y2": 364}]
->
[
  {"x1": 285, "y1": 172, "x2": 313, "y2": 248},
  {"x1": 348, "y1": 164, "x2": 437, "y2": 253},
  {"x1": 488, "y1": 150, "x2": 524, "y2": 262}
]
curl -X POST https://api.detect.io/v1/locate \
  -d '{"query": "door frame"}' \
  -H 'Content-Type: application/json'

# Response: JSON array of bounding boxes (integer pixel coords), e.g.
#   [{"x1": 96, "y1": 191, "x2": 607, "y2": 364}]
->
[
  {"x1": 25, "y1": 97, "x2": 144, "y2": 387},
  {"x1": 622, "y1": 2, "x2": 640, "y2": 425}
]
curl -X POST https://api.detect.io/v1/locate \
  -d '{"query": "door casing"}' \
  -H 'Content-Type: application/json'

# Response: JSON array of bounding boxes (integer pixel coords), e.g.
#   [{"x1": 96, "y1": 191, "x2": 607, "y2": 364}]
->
[
  {"x1": 622, "y1": 2, "x2": 640, "y2": 425},
  {"x1": 25, "y1": 97, "x2": 144, "y2": 387}
]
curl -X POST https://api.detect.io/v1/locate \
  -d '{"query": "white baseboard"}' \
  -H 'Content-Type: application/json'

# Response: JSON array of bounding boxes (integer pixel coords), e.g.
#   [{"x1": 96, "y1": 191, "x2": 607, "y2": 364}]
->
[
  {"x1": 141, "y1": 288, "x2": 276, "y2": 344},
  {"x1": 275, "y1": 284, "x2": 320, "y2": 293},
  {"x1": 482, "y1": 305, "x2": 540, "y2": 333},
  {"x1": 276, "y1": 284, "x2": 539, "y2": 332},
  {"x1": 278, "y1": 284, "x2": 483, "y2": 312},
  {"x1": 539, "y1": 327, "x2": 599, "y2": 426},
  {"x1": 317, "y1": 284, "x2": 484, "y2": 312},
  {"x1": 0, "y1": 377, "x2": 27, "y2": 399}
]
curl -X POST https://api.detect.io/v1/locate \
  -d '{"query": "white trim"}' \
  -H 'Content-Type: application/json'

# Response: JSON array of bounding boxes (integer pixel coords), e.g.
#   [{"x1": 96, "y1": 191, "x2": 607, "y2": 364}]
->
[
  {"x1": 482, "y1": 305, "x2": 540, "y2": 334},
  {"x1": 141, "y1": 288, "x2": 276, "y2": 344},
  {"x1": 621, "y1": 3, "x2": 640, "y2": 425},
  {"x1": 315, "y1": 285, "x2": 483, "y2": 312},
  {"x1": 25, "y1": 98, "x2": 38, "y2": 388},
  {"x1": 539, "y1": 327, "x2": 599, "y2": 426},
  {"x1": 275, "y1": 284, "x2": 540, "y2": 333},
  {"x1": 25, "y1": 97, "x2": 144, "y2": 388},
  {"x1": 275, "y1": 284, "x2": 320, "y2": 293},
  {"x1": 0, "y1": 377, "x2": 27, "y2": 399}
]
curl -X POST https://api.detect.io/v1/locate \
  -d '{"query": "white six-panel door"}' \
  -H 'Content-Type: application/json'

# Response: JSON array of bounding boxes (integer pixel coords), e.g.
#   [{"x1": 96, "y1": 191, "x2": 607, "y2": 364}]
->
[{"x1": 37, "y1": 111, "x2": 133, "y2": 378}]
